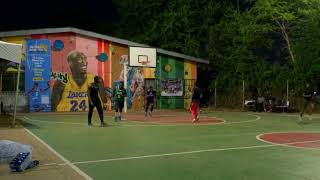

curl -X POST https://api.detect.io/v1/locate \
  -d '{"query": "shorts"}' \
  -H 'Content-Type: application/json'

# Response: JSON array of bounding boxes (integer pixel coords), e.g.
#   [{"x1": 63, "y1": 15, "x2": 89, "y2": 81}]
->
[
  {"x1": 114, "y1": 100, "x2": 124, "y2": 110},
  {"x1": 146, "y1": 99, "x2": 154, "y2": 105}
]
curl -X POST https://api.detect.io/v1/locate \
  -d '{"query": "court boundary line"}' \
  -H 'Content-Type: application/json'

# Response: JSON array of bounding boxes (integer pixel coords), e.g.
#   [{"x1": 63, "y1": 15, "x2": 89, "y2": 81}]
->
[
  {"x1": 23, "y1": 127, "x2": 93, "y2": 180},
  {"x1": 22, "y1": 114, "x2": 261, "y2": 127},
  {"x1": 65, "y1": 138, "x2": 320, "y2": 165},
  {"x1": 22, "y1": 116, "x2": 148, "y2": 127},
  {"x1": 256, "y1": 131, "x2": 320, "y2": 150},
  {"x1": 226, "y1": 114, "x2": 260, "y2": 124}
]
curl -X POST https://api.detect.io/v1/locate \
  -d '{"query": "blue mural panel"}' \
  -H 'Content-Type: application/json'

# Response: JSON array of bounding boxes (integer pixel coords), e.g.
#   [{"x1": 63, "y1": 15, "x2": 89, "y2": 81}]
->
[{"x1": 25, "y1": 39, "x2": 52, "y2": 112}]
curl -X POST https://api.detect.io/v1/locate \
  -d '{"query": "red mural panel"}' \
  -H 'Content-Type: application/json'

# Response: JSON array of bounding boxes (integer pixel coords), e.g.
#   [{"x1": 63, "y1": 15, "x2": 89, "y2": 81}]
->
[{"x1": 97, "y1": 40, "x2": 111, "y2": 87}]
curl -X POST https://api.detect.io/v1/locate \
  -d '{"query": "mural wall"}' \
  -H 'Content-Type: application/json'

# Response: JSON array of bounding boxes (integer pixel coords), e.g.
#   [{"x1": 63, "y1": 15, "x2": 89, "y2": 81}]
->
[
  {"x1": 25, "y1": 39, "x2": 52, "y2": 112},
  {"x1": 157, "y1": 54, "x2": 184, "y2": 109},
  {"x1": 184, "y1": 60, "x2": 197, "y2": 109},
  {"x1": 48, "y1": 34, "x2": 111, "y2": 112},
  {"x1": 1, "y1": 33, "x2": 197, "y2": 112},
  {"x1": 2, "y1": 34, "x2": 111, "y2": 112},
  {"x1": 157, "y1": 54, "x2": 197, "y2": 109},
  {"x1": 111, "y1": 43, "x2": 156, "y2": 111}
]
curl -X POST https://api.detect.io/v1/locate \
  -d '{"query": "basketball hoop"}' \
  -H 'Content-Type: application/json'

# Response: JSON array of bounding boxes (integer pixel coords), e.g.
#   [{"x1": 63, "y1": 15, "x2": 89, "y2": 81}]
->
[
  {"x1": 140, "y1": 61, "x2": 149, "y2": 67},
  {"x1": 129, "y1": 47, "x2": 156, "y2": 67}
]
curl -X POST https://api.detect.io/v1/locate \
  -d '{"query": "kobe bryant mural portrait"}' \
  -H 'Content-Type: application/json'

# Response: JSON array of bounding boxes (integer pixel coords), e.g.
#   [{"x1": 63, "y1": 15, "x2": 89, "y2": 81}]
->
[{"x1": 52, "y1": 51, "x2": 106, "y2": 112}]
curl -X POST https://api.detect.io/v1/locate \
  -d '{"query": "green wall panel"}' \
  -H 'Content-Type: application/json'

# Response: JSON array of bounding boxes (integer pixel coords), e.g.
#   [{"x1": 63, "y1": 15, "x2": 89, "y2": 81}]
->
[{"x1": 157, "y1": 54, "x2": 185, "y2": 109}]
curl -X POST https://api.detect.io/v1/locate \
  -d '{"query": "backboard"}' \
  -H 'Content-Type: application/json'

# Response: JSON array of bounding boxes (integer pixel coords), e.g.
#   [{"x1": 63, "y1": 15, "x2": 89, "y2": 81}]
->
[{"x1": 129, "y1": 47, "x2": 156, "y2": 67}]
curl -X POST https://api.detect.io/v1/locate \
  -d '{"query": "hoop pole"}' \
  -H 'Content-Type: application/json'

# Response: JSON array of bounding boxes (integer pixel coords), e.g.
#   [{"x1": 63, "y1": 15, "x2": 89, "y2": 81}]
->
[
  {"x1": 124, "y1": 63, "x2": 127, "y2": 113},
  {"x1": 13, "y1": 63, "x2": 21, "y2": 127}
]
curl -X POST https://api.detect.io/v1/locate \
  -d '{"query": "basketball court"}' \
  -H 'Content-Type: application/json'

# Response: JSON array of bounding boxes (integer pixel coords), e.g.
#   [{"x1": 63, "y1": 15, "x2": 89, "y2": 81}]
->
[{"x1": 2, "y1": 111, "x2": 320, "y2": 180}]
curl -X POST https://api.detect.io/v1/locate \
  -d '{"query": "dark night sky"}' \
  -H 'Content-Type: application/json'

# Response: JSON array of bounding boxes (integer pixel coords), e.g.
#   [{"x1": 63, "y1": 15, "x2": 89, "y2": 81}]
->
[{"x1": 1, "y1": 0, "x2": 118, "y2": 34}]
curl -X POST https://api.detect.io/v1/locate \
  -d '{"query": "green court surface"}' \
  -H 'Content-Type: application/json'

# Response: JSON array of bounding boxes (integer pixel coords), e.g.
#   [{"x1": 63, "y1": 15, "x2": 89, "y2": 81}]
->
[{"x1": 19, "y1": 111, "x2": 320, "y2": 180}]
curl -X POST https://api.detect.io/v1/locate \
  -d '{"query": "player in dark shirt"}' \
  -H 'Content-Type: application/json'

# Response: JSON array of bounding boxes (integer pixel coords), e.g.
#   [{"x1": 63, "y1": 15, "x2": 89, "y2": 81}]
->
[
  {"x1": 145, "y1": 86, "x2": 156, "y2": 117},
  {"x1": 190, "y1": 85, "x2": 202, "y2": 122},
  {"x1": 113, "y1": 83, "x2": 127, "y2": 121},
  {"x1": 299, "y1": 82, "x2": 317, "y2": 121},
  {"x1": 88, "y1": 76, "x2": 106, "y2": 127}
]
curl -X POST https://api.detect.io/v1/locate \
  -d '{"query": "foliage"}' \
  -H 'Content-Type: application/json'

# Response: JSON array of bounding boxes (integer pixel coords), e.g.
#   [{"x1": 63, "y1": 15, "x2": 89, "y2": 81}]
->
[{"x1": 114, "y1": 0, "x2": 320, "y2": 108}]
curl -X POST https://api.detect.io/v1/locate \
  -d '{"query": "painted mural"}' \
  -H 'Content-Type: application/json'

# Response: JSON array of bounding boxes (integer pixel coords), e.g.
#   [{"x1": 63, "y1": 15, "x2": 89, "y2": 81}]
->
[
  {"x1": 156, "y1": 54, "x2": 197, "y2": 109},
  {"x1": 184, "y1": 60, "x2": 197, "y2": 109},
  {"x1": 2, "y1": 34, "x2": 111, "y2": 112},
  {"x1": 25, "y1": 39, "x2": 52, "y2": 112},
  {"x1": 52, "y1": 50, "x2": 96, "y2": 111},
  {"x1": 117, "y1": 55, "x2": 145, "y2": 110},
  {"x1": 1, "y1": 33, "x2": 197, "y2": 112},
  {"x1": 49, "y1": 35, "x2": 110, "y2": 112}
]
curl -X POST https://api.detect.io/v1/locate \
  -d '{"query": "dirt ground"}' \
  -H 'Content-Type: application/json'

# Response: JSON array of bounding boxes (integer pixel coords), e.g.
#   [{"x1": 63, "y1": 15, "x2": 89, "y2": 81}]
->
[{"x1": 0, "y1": 115, "x2": 88, "y2": 180}]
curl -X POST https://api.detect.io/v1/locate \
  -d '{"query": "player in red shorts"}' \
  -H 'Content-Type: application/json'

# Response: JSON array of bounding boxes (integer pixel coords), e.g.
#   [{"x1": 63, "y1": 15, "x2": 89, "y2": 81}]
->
[{"x1": 190, "y1": 84, "x2": 202, "y2": 123}]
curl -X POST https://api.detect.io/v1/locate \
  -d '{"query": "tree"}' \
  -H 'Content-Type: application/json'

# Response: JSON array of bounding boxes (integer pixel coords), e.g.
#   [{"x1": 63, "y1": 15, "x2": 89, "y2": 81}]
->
[{"x1": 113, "y1": 0, "x2": 320, "y2": 108}]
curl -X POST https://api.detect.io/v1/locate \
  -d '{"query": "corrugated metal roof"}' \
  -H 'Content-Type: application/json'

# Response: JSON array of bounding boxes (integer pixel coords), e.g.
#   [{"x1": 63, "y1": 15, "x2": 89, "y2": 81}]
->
[{"x1": 0, "y1": 27, "x2": 209, "y2": 64}]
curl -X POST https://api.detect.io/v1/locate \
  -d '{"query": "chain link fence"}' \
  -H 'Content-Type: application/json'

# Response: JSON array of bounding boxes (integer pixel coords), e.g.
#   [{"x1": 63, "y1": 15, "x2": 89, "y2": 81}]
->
[
  {"x1": 1, "y1": 91, "x2": 28, "y2": 113},
  {"x1": 209, "y1": 79, "x2": 304, "y2": 112}
]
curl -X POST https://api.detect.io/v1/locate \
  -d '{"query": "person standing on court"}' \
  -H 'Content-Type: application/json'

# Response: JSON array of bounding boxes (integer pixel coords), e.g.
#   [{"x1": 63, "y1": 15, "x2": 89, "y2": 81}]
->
[
  {"x1": 300, "y1": 82, "x2": 317, "y2": 121},
  {"x1": 190, "y1": 83, "x2": 202, "y2": 122},
  {"x1": 113, "y1": 82, "x2": 127, "y2": 121},
  {"x1": 88, "y1": 76, "x2": 106, "y2": 127},
  {"x1": 145, "y1": 86, "x2": 156, "y2": 117}
]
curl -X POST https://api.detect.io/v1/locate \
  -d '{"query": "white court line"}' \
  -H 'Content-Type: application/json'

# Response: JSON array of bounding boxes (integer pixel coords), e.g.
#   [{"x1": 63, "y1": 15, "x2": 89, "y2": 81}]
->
[
  {"x1": 256, "y1": 131, "x2": 320, "y2": 150},
  {"x1": 23, "y1": 128, "x2": 93, "y2": 180},
  {"x1": 22, "y1": 116, "x2": 142, "y2": 127},
  {"x1": 67, "y1": 138, "x2": 320, "y2": 165},
  {"x1": 22, "y1": 114, "x2": 261, "y2": 127},
  {"x1": 122, "y1": 114, "x2": 260, "y2": 126},
  {"x1": 23, "y1": 116, "x2": 85, "y2": 125},
  {"x1": 42, "y1": 163, "x2": 58, "y2": 166},
  {"x1": 226, "y1": 114, "x2": 260, "y2": 124}
]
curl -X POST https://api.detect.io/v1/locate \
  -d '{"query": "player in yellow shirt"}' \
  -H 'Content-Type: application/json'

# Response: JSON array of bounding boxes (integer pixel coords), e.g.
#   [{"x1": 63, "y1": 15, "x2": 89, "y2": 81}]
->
[{"x1": 52, "y1": 51, "x2": 106, "y2": 112}]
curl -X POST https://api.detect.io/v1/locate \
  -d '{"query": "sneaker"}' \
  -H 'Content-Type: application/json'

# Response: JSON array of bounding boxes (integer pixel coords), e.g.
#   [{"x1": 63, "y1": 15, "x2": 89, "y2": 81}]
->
[
  {"x1": 298, "y1": 114, "x2": 303, "y2": 121},
  {"x1": 88, "y1": 123, "x2": 93, "y2": 127},
  {"x1": 100, "y1": 122, "x2": 107, "y2": 127}
]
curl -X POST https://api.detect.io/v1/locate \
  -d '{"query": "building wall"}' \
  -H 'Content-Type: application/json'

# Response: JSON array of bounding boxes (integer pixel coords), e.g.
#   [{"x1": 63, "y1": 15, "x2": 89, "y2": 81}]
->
[
  {"x1": 1, "y1": 33, "x2": 198, "y2": 112},
  {"x1": 157, "y1": 54, "x2": 185, "y2": 109},
  {"x1": 111, "y1": 43, "x2": 127, "y2": 84},
  {"x1": 184, "y1": 60, "x2": 197, "y2": 109}
]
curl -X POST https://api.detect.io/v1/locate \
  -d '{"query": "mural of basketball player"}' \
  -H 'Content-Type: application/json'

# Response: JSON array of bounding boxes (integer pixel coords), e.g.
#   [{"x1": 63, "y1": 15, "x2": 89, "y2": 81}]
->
[
  {"x1": 52, "y1": 50, "x2": 106, "y2": 112},
  {"x1": 118, "y1": 55, "x2": 144, "y2": 109},
  {"x1": 130, "y1": 67, "x2": 144, "y2": 100},
  {"x1": 119, "y1": 55, "x2": 129, "y2": 81},
  {"x1": 26, "y1": 81, "x2": 50, "y2": 96},
  {"x1": 26, "y1": 81, "x2": 51, "y2": 112},
  {"x1": 126, "y1": 67, "x2": 144, "y2": 108}
]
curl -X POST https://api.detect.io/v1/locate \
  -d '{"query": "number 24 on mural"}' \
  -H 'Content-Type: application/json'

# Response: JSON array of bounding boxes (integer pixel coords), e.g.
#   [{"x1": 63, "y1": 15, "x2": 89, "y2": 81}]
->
[{"x1": 70, "y1": 100, "x2": 87, "y2": 111}]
